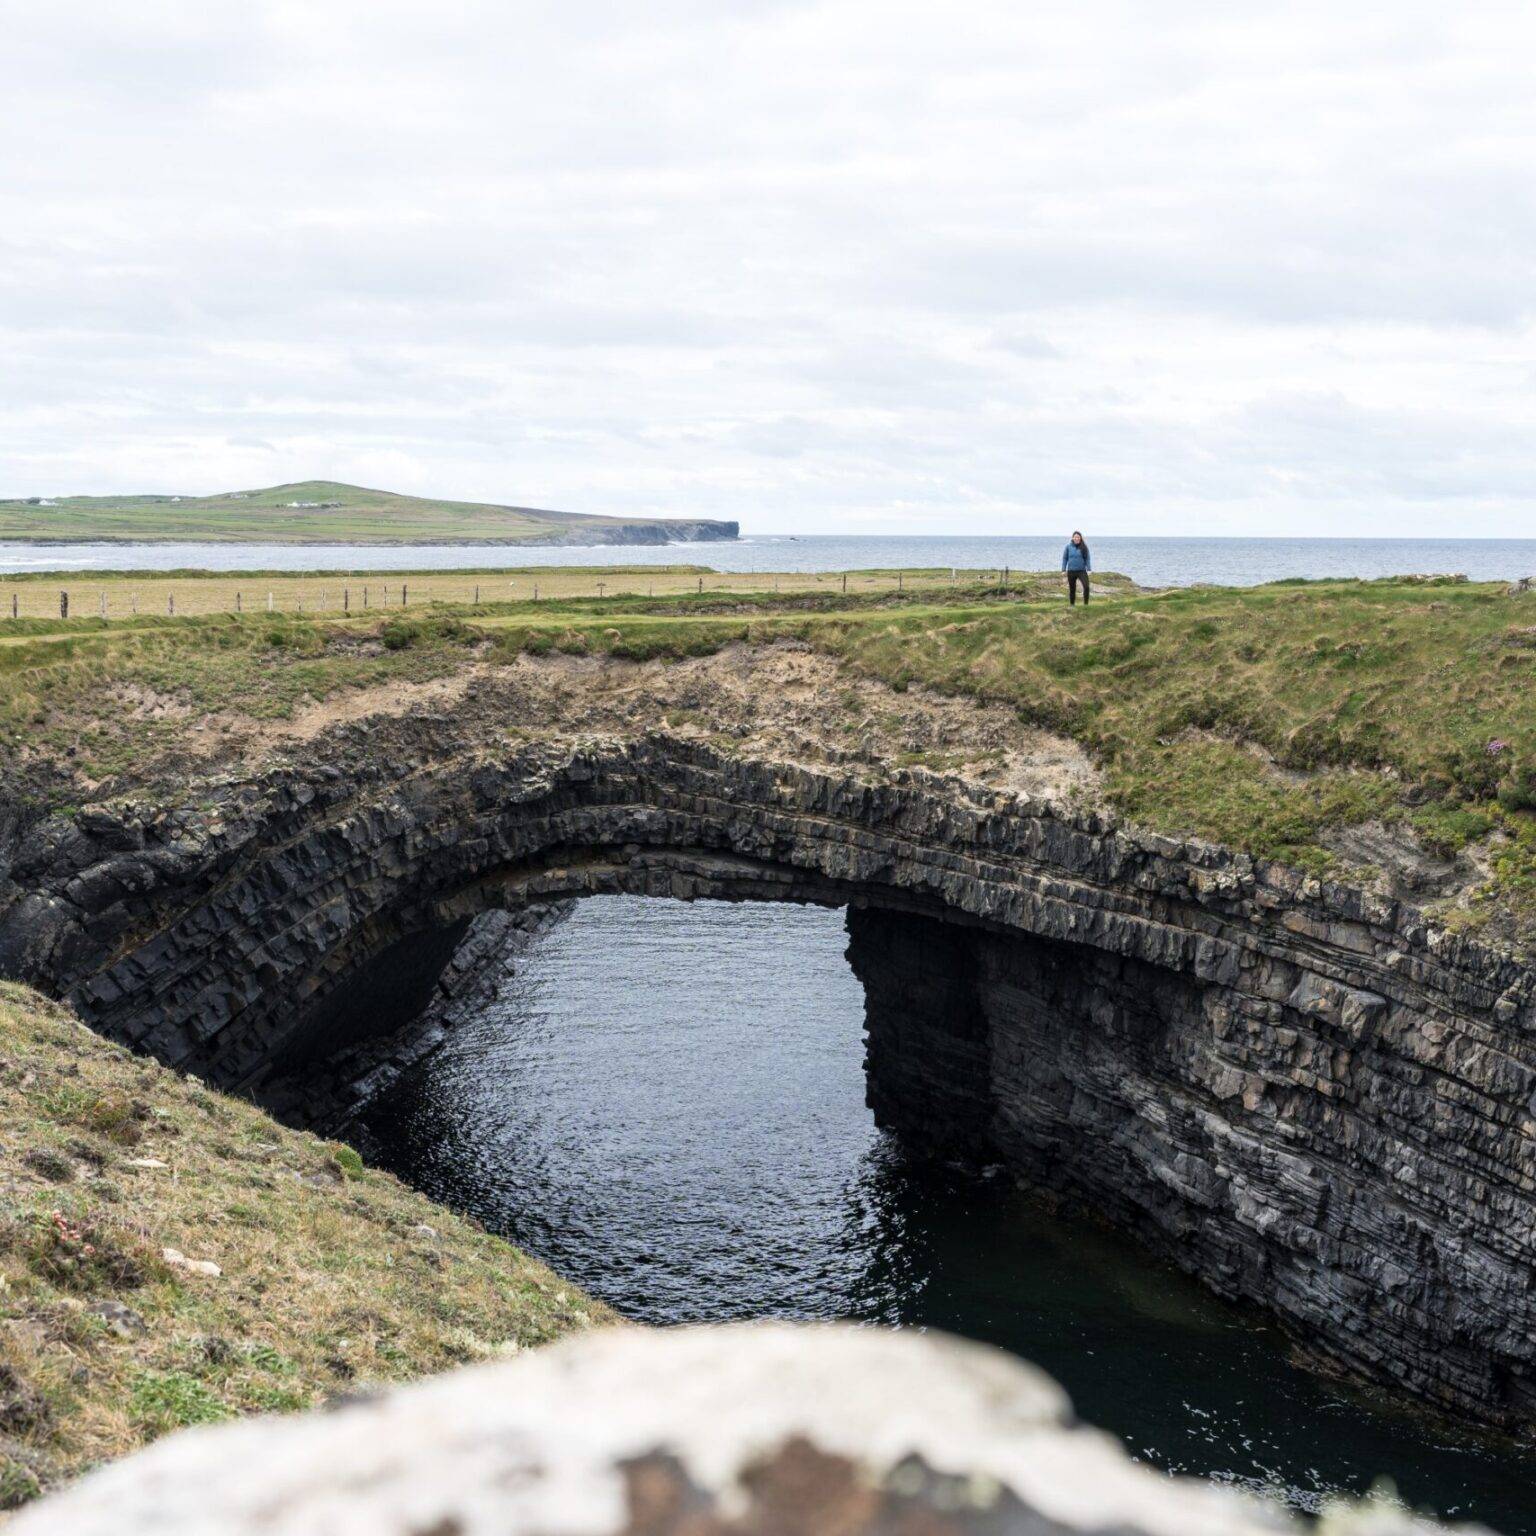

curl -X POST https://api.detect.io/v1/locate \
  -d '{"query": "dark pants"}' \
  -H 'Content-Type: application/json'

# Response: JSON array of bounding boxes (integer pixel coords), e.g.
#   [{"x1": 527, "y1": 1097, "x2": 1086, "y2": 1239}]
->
[{"x1": 1067, "y1": 570, "x2": 1090, "y2": 605}]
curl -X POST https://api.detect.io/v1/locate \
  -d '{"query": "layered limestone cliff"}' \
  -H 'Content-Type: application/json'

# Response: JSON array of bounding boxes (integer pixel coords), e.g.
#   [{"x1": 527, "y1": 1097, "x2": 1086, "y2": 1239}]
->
[
  {"x1": 0, "y1": 710, "x2": 1533, "y2": 1432},
  {"x1": 543, "y1": 518, "x2": 739, "y2": 546}
]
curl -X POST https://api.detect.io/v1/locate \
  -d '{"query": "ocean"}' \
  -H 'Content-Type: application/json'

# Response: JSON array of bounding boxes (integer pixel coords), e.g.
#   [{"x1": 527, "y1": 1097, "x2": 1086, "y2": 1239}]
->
[{"x1": 0, "y1": 533, "x2": 1532, "y2": 587}]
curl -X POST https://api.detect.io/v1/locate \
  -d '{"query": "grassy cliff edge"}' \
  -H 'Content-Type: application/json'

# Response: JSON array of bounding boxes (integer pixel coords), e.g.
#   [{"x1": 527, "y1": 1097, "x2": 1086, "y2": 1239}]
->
[
  {"x1": 1, "y1": 571, "x2": 1530, "y2": 945},
  {"x1": 0, "y1": 984, "x2": 613, "y2": 1511}
]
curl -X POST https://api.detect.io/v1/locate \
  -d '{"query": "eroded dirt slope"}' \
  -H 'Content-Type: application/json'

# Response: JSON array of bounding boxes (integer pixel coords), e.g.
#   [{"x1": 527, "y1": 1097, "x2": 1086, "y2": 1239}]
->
[{"x1": 190, "y1": 642, "x2": 1103, "y2": 811}]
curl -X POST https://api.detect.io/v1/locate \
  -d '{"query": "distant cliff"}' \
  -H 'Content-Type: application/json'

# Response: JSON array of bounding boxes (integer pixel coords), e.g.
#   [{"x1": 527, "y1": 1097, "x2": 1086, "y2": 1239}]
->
[{"x1": 546, "y1": 518, "x2": 738, "y2": 547}]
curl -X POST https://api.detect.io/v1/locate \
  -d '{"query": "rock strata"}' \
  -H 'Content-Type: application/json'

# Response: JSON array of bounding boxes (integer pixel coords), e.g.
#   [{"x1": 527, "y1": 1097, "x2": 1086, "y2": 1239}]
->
[
  {"x1": 5, "y1": 1324, "x2": 1490, "y2": 1536},
  {"x1": 0, "y1": 726, "x2": 1534, "y2": 1429},
  {"x1": 548, "y1": 518, "x2": 738, "y2": 546}
]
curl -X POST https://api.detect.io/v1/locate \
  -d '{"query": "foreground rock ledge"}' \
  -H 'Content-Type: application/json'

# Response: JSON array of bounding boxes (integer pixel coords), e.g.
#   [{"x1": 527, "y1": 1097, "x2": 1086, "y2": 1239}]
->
[{"x1": 9, "y1": 1325, "x2": 1490, "y2": 1536}]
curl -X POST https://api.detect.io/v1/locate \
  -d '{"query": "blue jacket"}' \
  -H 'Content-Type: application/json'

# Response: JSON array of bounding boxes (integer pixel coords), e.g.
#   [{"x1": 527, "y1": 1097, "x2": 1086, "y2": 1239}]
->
[{"x1": 1062, "y1": 542, "x2": 1090, "y2": 572}]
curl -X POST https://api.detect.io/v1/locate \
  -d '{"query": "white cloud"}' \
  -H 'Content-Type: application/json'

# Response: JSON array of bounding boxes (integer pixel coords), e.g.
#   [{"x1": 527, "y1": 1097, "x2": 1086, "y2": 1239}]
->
[{"x1": 1, "y1": 0, "x2": 1534, "y2": 534}]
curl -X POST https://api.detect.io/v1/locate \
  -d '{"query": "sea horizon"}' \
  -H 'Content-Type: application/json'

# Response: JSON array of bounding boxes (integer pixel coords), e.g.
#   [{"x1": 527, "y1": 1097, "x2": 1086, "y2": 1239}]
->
[{"x1": 2, "y1": 530, "x2": 1531, "y2": 590}]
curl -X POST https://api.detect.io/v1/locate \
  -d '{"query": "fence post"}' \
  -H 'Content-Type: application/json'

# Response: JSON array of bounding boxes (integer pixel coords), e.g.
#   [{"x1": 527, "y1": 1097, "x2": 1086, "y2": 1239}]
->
[
  {"x1": 1003, "y1": 565, "x2": 1009, "y2": 591},
  {"x1": 597, "y1": 581, "x2": 606, "y2": 598},
  {"x1": 533, "y1": 584, "x2": 539, "y2": 601},
  {"x1": 474, "y1": 584, "x2": 479, "y2": 604},
  {"x1": 841, "y1": 572, "x2": 847, "y2": 594},
  {"x1": 236, "y1": 591, "x2": 242, "y2": 613},
  {"x1": 59, "y1": 591, "x2": 68, "y2": 619},
  {"x1": 131, "y1": 592, "x2": 137, "y2": 615},
  {"x1": 99, "y1": 592, "x2": 106, "y2": 617},
  {"x1": 9, "y1": 593, "x2": 15, "y2": 619},
  {"x1": 898, "y1": 572, "x2": 903, "y2": 593},
  {"x1": 402, "y1": 583, "x2": 408, "y2": 606},
  {"x1": 168, "y1": 593, "x2": 175, "y2": 616},
  {"x1": 344, "y1": 588, "x2": 349, "y2": 612},
  {"x1": 363, "y1": 585, "x2": 369, "y2": 608},
  {"x1": 698, "y1": 576, "x2": 703, "y2": 594}
]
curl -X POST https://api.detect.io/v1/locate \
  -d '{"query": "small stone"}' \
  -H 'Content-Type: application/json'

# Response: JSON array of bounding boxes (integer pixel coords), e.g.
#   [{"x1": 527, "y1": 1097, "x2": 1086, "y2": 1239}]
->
[
  {"x1": 86, "y1": 1300, "x2": 147, "y2": 1340},
  {"x1": 124, "y1": 1157, "x2": 169, "y2": 1170},
  {"x1": 161, "y1": 1248, "x2": 221, "y2": 1279}
]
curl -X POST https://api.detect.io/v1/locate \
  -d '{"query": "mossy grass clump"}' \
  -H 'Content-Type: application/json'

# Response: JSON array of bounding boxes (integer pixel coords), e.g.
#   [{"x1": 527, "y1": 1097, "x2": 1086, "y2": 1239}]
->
[
  {"x1": 379, "y1": 613, "x2": 479, "y2": 651},
  {"x1": 8, "y1": 1208, "x2": 166, "y2": 1293},
  {"x1": 127, "y1": 1370, "x2": 230, "y2": 1433},
  {"x1": 1497, "y1": 756, "x2": 1536, "y2": 814}
]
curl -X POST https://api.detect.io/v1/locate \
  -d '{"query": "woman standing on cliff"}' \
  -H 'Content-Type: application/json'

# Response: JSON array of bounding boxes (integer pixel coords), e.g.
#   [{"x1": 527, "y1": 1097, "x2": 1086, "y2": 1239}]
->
[{"x1": 1062, "y1": 531, "x2": 1091, "y2": 606}]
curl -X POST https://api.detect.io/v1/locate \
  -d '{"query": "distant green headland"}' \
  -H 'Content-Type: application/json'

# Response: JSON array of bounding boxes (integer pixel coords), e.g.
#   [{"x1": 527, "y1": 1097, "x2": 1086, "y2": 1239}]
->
[{"x1": 0, "y1": 480, "x2": 740, "y2": 547}]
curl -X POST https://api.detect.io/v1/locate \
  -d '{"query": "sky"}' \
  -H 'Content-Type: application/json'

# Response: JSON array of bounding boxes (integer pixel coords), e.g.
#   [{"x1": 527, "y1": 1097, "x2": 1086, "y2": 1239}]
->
[{"x1": 2, "y1": 1, "x2": 1534, "y2": 537}]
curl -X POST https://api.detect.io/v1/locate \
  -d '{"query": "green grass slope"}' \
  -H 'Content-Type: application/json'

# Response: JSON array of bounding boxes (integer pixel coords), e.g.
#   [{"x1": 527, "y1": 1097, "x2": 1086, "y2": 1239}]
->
[
  {"x1": 0, "y1": 480, "x2": 734, "y2": 545},
  {"x1": 0, "y1": 984, "x2": 613, "y2": 1510}
]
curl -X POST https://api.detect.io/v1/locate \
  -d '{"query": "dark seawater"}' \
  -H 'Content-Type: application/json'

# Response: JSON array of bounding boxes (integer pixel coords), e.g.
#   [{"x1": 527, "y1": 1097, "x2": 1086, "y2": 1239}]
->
[
  {"x1": 2, "y1": 534, "x2": 1534, "y2": 587},
  {"x1": 358, "y1": 897, "x2": 1536, "y2": 1533}
]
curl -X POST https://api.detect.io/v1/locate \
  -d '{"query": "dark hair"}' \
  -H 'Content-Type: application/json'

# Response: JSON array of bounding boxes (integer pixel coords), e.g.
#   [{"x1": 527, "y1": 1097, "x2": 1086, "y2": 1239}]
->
[{"x1": 1070, "y1": 531, "x2": 1090, "y2": 560}]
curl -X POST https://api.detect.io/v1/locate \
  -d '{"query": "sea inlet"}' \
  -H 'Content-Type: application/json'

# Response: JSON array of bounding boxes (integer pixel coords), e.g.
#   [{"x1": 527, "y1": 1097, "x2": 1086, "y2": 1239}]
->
[{"x1": 358, "y1": 896, "x2": 1536, "y2": 1533}]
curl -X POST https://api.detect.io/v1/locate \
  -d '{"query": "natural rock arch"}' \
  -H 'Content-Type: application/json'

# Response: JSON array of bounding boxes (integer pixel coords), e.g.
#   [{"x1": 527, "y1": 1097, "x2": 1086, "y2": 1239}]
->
[{"x1": 2, "y1": 725, "x2": 1535, "y2": 1431}]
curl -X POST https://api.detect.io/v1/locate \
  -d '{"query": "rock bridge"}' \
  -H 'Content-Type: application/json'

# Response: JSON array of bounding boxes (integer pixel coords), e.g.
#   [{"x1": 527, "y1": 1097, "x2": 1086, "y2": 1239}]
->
[{"x1": 2, "y1": 723, "x2": 1536, "y2": 1433}]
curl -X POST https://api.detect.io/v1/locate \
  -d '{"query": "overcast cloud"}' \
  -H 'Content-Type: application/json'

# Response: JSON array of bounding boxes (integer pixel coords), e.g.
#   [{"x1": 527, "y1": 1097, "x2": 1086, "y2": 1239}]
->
[{"x1": 2, "y1": 0, "x2": 1534, "y2": 535}]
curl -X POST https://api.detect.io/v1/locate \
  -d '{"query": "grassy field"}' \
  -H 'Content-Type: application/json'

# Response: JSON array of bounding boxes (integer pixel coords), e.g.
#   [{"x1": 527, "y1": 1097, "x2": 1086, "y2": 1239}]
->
[
  {"x1": 0, "y1": 569, "x2": 1532, "y2": 943},
  {"x1": 0, "y1": 983, "x2": 612, "y2": 1509},
  {"x1": 0, "y1": 480, "x2": 736, "y2": 545},
  {"x1": 0, "y1": 561, "x2": 1059, "y2": 619}
]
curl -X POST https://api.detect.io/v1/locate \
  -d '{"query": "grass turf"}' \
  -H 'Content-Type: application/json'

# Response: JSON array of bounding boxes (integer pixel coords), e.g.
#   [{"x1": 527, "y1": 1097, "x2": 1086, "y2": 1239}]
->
[{"x1": 0, "y1": 984, "x2": 613, "y2": 1509}]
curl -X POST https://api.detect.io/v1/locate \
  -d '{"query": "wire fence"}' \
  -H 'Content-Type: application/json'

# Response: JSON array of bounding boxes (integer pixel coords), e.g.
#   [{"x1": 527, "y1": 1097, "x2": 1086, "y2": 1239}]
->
[{"x1": 0, "y1": 568, "x2": 1043, "y2": 622}]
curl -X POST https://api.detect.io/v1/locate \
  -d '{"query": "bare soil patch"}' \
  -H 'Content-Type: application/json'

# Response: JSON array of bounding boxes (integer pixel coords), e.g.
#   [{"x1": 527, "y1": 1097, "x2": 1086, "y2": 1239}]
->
[{"x1": 217, "y1": 642, "x2": 1101, "y2": 810}]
